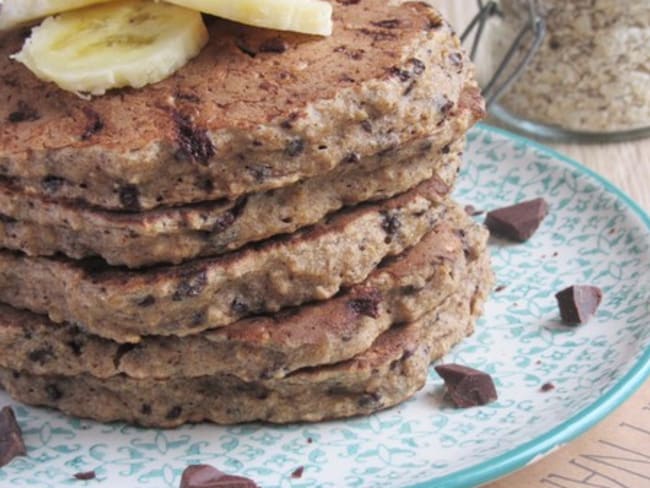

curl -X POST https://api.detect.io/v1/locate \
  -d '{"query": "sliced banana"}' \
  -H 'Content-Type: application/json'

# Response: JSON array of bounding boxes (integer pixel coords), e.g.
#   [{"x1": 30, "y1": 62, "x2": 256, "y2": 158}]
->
[
  {"x1": 164, "y1": 0, "x2": 333, "y2": 36},
  {"x1": 0, "y1": 0, "x2": 113, "y2": 31},
  {"x1": 11, "y1": 0, "x2": 209, "y2": 95}
]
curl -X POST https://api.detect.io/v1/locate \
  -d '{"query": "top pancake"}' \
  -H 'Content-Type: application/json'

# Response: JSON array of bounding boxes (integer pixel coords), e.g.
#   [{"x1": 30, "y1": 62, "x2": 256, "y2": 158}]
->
[{"x1": 0, "y1": 0, "x2": 477, "y2": 210}]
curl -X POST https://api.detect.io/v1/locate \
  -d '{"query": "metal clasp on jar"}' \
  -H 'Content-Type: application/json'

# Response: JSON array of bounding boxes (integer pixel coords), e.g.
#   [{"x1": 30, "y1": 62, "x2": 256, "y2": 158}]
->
[{"x1": 462, "y1": 0, "x2": 546, "y2": 107}]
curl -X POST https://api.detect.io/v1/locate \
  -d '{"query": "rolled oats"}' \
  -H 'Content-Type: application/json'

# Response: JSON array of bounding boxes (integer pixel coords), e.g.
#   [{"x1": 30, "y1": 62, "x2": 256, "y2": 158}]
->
[{"x1": 485, "y1": 0, "x2": 650, "y2": 133}]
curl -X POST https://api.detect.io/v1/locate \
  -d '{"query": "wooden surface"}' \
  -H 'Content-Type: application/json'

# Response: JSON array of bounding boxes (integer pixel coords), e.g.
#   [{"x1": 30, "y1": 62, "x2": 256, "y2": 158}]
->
[{"x1": 430, "y1": 2, "x2": 650, "y2": 487}]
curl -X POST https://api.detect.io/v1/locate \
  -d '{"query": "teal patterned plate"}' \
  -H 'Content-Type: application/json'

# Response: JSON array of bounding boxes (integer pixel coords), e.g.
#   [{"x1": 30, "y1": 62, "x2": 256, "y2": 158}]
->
[{"x1": 1, "y1": 124, "x2": 649, "y2": 488}]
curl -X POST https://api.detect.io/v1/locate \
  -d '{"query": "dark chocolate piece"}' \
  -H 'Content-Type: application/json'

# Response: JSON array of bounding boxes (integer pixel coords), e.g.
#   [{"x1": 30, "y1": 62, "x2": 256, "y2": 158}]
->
[
  {"x1": 434, "y1": 364, "x2": 498, "y2": 408},
  {"x1": 180, "y1": 464, "x2": 258, "y2": 488},
  {"x1": 555, "y1": 285, "x2": 603, "y2": 324},
  {"x1": 173, "y1": 112, "x2": 215, "y2": 165},
  {"x1": 81, "y1": 107, "x2": 104, "y2": 141},
  {"x1": 41, "y1": 175, "x2": 66, "y2": 193},
  {"x1": 464, "y1": 205, "x2": 484, "y2": 217},
  {"x1": 381, "y1": 212, "x2": 402, "y2": 236},
  {"x1": 348, "y1": 289, "x2": 381, "y2": 319},
  {"x1": 540, "y1": 382, "x2": 555, "y2": 392},
  {"x1": 8, "y1": 101, "x2": 40, "y2": 123},
  {"x1": 118, "y1": 184, "x2": 141, "y2": 211},
  {"x1": 74, "y1": 471, "x2": 96, "y2": 480},
  {"x1": 0, "y1": 406, "x2": 27, "y2": 468},
  {"x1": 173, "y1": 271, "x2": 208, "y2": 301},
  {"x1": 259, "y1": 37, "x2": 288, "y2": 53},
  {"x1": 484, "y1": 198, "x2": 548, "y2": 242}
]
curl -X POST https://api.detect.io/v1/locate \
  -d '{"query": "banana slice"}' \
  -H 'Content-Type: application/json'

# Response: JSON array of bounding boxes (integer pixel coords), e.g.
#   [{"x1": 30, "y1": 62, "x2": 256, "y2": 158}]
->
[
  {"x1": 11, "y1": 0, "x2": 209, "y2": 95},
  {"x1": 164, "y1": 0, "x2": 333, "y2": 36},
  {"x1": 0, "y1": 0, "x2": 113, "y2": 31}
]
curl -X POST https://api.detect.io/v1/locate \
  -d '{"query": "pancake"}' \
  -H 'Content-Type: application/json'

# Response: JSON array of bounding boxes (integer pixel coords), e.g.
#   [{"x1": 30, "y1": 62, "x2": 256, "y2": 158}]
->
[
  {"x1": 0, "y1": 137, "x2": 464, "y2": 267},
  {"x1": 0, "y1": 178, "x2": 450, "y2": 342},
  {"x1": 0, "y1": 204, "x2": 487, "y2": 382},
  {"x1": 0, "y1": 242, "x2": 492, "y2": 427},
  {"x1": 0, "y1": 0, "x2": 480, "y2": 209}
]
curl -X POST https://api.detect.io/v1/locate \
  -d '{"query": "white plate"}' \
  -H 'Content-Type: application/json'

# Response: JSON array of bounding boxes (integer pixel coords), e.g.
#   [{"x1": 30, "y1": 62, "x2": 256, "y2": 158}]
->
[{"x1": 1, "y1": 124, "x2": 649, "y2": 488}]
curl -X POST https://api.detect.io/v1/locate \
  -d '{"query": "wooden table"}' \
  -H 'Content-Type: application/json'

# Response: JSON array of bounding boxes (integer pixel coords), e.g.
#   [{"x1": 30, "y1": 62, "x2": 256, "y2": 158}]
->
[{"x1": 430, "y1": 2, "x2": 650, "y2": 486}]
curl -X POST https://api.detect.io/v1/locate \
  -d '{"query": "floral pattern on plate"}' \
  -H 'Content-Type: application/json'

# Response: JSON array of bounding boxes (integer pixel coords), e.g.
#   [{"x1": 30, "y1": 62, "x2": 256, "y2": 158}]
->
[{"x1": 1, "y1": 125, "x2": 649, "y2": 488}]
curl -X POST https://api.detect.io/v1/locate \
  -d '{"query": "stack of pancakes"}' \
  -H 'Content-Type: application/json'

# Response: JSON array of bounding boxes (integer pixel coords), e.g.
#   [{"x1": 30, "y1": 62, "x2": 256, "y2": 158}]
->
[{"x1": 0, "y1": 0, "x2": 492, "y2": 427}]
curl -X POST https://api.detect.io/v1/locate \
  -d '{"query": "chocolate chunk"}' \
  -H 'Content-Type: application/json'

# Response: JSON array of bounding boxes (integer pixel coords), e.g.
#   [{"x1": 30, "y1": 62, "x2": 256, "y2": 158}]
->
[
  {"x1": 484, "y1": 198, "x2": 548, "y2": 242},
  {"x1": 434, "y1": 364, "x2": 498, "y2": 408},
  {"x1": 166, "y1": 406, "x2": 182, "y2": 420},
  {"x1": 348, "y1": 289, "x2": 381, "y2": 318},
  {"x1": 41, "y1": 175, "x2": 65, "y2": 193},
  {"x1": 280, "y1": 111, "x2": 300, "y2": 130},
  {"x1": 28, "y1": 346, "x2": 54, "y2": 364},
  {"x1": 555, "y1": 285, "x2": 603, "y2": 325},
  {"x1": 173, "y1": 271, "x2": 208, "y2": 301},
  {"x1": 409, "y1": 58, "x2": 426, "y2": 75},
  {"x1": 357, "y1": 392, "x2": 382, "y2": 408},
  {"x1": 426, "y1": 15, "x2": 444, "y2": 30},
  {"x1": 360, "y1": 120, "x2": 373, "y2": 133},
  {"x1": 45, "y1": 384, "x2": 63, "y2": 401},
  {"x1": 464, "y1": 205, "x2": 484, "y2": 217},
  {"x1": 291, "y1": 466, "x2": 304, "y2": 479},
  {"x1": 540, "y1": 382, "x2": 555, "y2": 392},
  {"x1": 118, "y1": 184, "x2": 141, "y2": 211},
  {"x1": 231, "y1": 299, "x2": 250, "y2": 315},
  {"x1": 333, "y1": 46, "x2": 365, "y2": 60},
  {"x1": 173, "y1": 112, "x2": 215, "y2": 165},
  {"x1": 259, "y1": 37, "x2": 288, "y2": 53},
  {"x1": 175, "y1": 91, "x2": 201, "y2": 103},
  {"x1": 212, "y1": 197, "x2": 247, "y2": 233},
  {"x1": 358, "y1": 27, "x2": 398, "y2": 42},
  {"x1": 8, "y1": 101, "x2": 40, "y2": 123},
  {"x1": 436, "y1": 95, "x2": 454, "y2": 115},
  {"x1": 235, "y1": 39, "x2": 257, "y2": 57},
  {"x1": 388, "y1": 66, "x2": 411, "y2": 82},
  {"x1": 0, "y1": 406, "x2": 27, "y2": 468},
  {"x1": 0, "y1": 213, "x2": 17, "y2": 224},
  {"x1": 74, "y1": 471, "x2": 96, "y2": 480},
  {"x1": 372, "y1": 19, "x2": 400, "y2": 29},
  {"x1": 342, "y1": 152, "x2": 360, "y2": 164},
  {"x1": 113, "y1": 343, "x2": 137, "y2": 370},
  {"x1": 246, "y1": 165, "x2": 272, "y2": 182},
  {"x1": 180, "y1": 464, "x2": 259, "y2": 488},
  {"x1": 67, "y1": 339, "x2": 83, "y2": 356},
  {"x1": 198, "y1": 178, "x2": 214, "y2": 193},
  {"x1": 136, "y1": 295, "x2": 156, "y2": 307},
  {"x1": 381, "y1": 212, "x2": 401, "y2": 236},
  {"x1": 285, "y1": 138, "x2": 305, "y2": 157},
  {"x1": 81, "y1": 107, "x2": 104, "y2": 140},
  {"x1": 190, "y1": 310, "x2": 206, "y2": 327}
]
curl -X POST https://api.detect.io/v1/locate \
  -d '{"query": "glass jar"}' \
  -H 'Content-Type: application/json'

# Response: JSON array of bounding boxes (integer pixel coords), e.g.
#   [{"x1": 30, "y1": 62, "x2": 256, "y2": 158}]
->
[{"x1": 475, "y1": 0, "x2": 650, "y2": 142}]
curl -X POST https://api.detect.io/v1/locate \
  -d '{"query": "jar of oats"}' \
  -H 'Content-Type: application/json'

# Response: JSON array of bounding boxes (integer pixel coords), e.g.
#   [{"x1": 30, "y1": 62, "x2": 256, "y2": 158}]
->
[{"x1": 481, "y1": 0, "x2": 650, "y2": 142}]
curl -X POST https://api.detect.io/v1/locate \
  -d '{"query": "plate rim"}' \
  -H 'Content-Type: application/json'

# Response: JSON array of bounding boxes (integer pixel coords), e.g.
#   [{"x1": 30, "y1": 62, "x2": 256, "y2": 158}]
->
[
  {"x1": 411, "y1": 123, "x2": 650, "y2": 488},
  {"x1": 3, "y1": 124, "x2": 650, "y2": 488}
]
